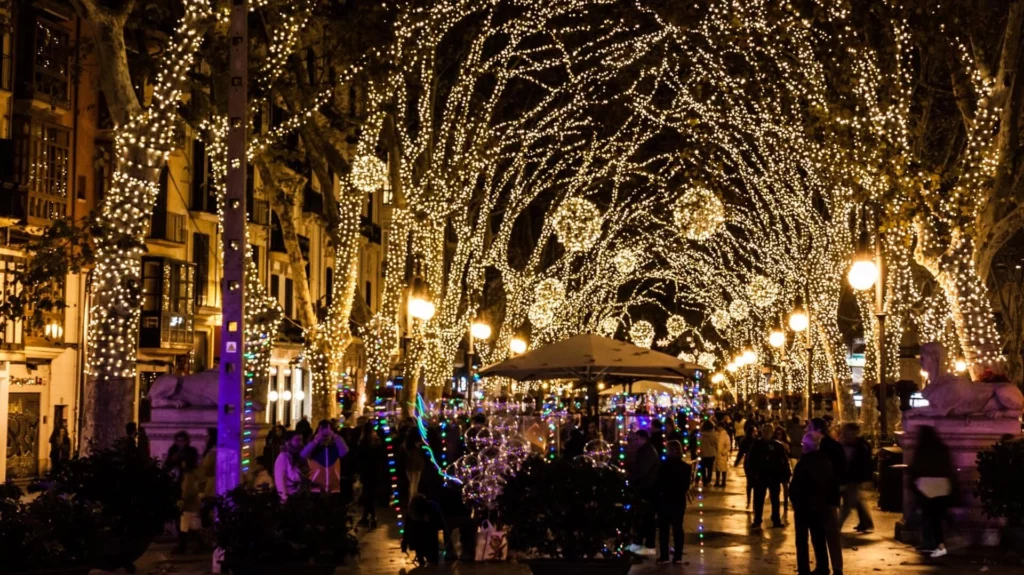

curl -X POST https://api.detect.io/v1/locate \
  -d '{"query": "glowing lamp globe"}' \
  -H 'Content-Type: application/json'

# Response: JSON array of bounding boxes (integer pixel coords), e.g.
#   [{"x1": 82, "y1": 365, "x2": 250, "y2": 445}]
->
[
  {"x1": 408, "y1": 297, "x2": 436, "y2": 321},
  {"x1": 711, "y1": 373, "x2": 725, "y2": 384},
  {"x1": 726, "y1": 362, "x2": 738, "y2": 373},
  {"x1": 769, "y1": 330, "x2": 785, "y2": 348},
  {"x1": 268, "y1": 390, "x2": 279, "y2": 402},
  {"x1": 294, "y1": 389, "x2": 305, "y2": 401},
  {"x1": 789, "y1": 310, "x2": 809, "y2": 332},
  {"x1": 509, "y1": 337, "x2": 528, "y2": 355},
  {"x1": 742, "y1": 349, "x2": 757, "y2": 365},
  {"x1": 281, "y1": 390, "x2": 293, "y2": 401},
  {"x1": 954, "y1": 359, "x2": 968, "y2": 373},
  {"x1": 733, "y1": 354, "x2": 746, "y2": 367},
  {"x1": 848, "y1": 259, "x2": 879, "y2": 291},
  {"x1": 471, "y1": 322, "x2": 492, "y2": 340}
]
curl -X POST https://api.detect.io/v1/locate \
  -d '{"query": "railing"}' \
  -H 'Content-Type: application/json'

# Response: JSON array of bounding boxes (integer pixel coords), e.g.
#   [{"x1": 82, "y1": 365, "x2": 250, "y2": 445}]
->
[
  {"x1": 0, "y1": 54, "x2": 12, "y2": 92},
  {"x1": 248, "y1": 198, "x2": 270, "y2": 225},
  {"x1": 148, "y1": 211, "x2": 188, "y2": 243},
  {"x1": 23, "y1": 308, "x2": 65, "y2": 344},
  {"x1": 360, "y1": 215, "x2": 382, "y2": 244}
]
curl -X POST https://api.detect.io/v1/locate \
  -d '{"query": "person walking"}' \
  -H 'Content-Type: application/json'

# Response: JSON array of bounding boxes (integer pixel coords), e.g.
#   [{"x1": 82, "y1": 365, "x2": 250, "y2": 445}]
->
[
  {"x1": 791, "y1": 433, "x2": 838, "y2": 575},
  {"x1": 698, "y1": 420, "x2": 718, "y2": 487},
  {"x1": 734, "y1": 425, "x2": 759, "y2": 508},
  {"x1": 734, "y1": 413, "x2": 746, "y2": 450},
  {"x1": 164, "y1": 431, "x2": 201, "y2": 553},
  {"x1": 839, "y1": 423, "x2": 874, "y2": 533},
  {"x1": 772, "y1": 426, "x2": 793, "y2": 515},
  {"x1": 356, "y1": 421, "x2": 384, "y2": 527},
  {"x1": 807, "y1": 418, "x2": 845, "y2": 574},
  {"x1": 714, "y1": 424, "x2": 731, "y2": 487},
  {"x1": 655, "y1": 440, "x2": 693, "y2": 565},
  {"x1": 909, "y1": 425, "x2": 956, "y2": 558},
  {"x1": 48, "y1": 420, "x2": 71, "y2": 474},
  {"x1": 786, "y1": 415, "x2": 805, "y2": 459},
  {"x1": 262, "y1": 424, "x2": 285, "y2": 471},
  {"x1": 627, "y1": 429, "x2": 660, "y2": 556},
  {"x1": 748, "y1": 423, "x2": 791, "y2": 529},
  {"x1": 403, "y1": 433, "x2": 427, "y2": 504}
]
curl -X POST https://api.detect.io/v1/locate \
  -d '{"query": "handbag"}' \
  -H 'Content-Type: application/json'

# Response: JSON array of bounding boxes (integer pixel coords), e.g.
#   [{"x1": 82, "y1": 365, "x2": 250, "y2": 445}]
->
[
  {"x1": 474, "y1": 520, "x2": 508, "y2": 561},
  {"x1": 915, "y1": 477, "x2": 952, "y2": 499}
]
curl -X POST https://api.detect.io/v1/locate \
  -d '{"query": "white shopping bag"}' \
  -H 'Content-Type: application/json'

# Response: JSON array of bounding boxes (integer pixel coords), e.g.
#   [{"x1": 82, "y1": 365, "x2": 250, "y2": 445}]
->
[{"x1": 474, "y1": 520, "x2": 508, "y2": 561}]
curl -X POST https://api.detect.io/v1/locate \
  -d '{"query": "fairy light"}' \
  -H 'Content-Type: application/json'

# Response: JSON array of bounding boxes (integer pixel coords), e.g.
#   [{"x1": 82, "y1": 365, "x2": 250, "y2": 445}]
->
[{"x1": 376, "y1": 416, "x2": 403, "y2": 535}]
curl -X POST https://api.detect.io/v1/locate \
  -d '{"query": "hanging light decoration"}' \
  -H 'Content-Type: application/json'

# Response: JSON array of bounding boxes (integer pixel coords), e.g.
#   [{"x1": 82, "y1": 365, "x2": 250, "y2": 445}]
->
[
  {"x1": 630, "y1": 320, "x2": 655, "y2": 348},
  {"x1": 612, "y1": 249, "x2": 638, "y2": 275},
  {"x1": 729, "y1": 299, "x2": 750, "y2": 321},
  {"x1": 748, "y1": 276, "x2": 779, "y2": 308},
  {"x1": 350, "y1": 154, "x2": 388, "y2": 193},
  {"x1": 673, "y1": 185, "x2": 726, "y2": 241},
  {"x1": 697, "y1": 352, "x2": 717, "y2": 369},
  {"x1": 552, "y1": 198, "x2": 602, "y2": 252},
  {"x1": 599, "y1": 316, "x2": 619, "y2": 337},
  {"x1": 710, "y1": 308, "x2": 731, "y2": 331},
  {"x1": 666, "y1": 315, "x2": 688, "y2": 340}
]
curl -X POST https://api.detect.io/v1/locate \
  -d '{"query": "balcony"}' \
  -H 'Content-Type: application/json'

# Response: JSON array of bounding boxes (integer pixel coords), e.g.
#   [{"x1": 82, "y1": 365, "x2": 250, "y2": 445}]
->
[
  {"x1": 148, "y1": 211, "x2": 188, "y2": 244},
  {"x1": 248, "y1": 198, "x2": 270, "y2": 226},
  {"x1": 3, "y1": 116, "x2": 71, "y2": 227},
  {"x1": 302, "y1": 187, "x2": 323, "y2": 216},
  {"x1": 14, "y1": 18, "x2": 71, "y2": 113},
  {"x1": 24, "y1": 308, "x2": 65, "y2": 348},
  {"x1": 360, "y1": 215, "x2": 382, "y2": 244},
  {"x1": 139, "y1": 256, "x2": 195, "y2": 353}
]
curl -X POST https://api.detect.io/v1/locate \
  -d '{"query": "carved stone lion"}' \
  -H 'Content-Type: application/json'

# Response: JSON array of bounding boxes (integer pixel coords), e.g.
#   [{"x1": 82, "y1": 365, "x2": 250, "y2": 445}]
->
[
  {"x1": 149, "y1": 369, "x2": 265, "y2": 411},
  {"x1": 910, "y1": 342, "x2": 1024, "y2": 418}
]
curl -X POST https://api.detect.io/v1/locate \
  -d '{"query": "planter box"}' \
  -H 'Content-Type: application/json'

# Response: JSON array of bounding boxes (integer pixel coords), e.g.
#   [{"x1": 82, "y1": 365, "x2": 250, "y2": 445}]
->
[{"x1": 527, "y1": 559, "x2": 633, "y2": 575}]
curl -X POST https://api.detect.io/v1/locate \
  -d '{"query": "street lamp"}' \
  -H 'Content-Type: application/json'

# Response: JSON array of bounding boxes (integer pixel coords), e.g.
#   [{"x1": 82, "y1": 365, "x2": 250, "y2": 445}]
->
[
  {"x1": 471, "y1": 321, "x2": 492, "y2": 340},
  {"x1": 849, "y1": 210, "x2": 888, "y2": 441},
  {"x1": 742, "y1": 348, "x2": 757, "y2": 365},
  {"x1": 954, "y1": 359, "x2": 968, "y2": 373},
  {"x1": 726, "y1": 362, "x2": 738, "y2": 373},
  {"x1": 510, "y1": 336, "x2": 528, "y2": 355},
  {"x1": 788, "y1": 307, "x2": 809, "y2": 332},
  {"x1": 711, "y1": 372, "x2": 725, "y2": 384},
  {"x1": 408, "y1": 296, "x2": 436, "y2": 321},
  {"x1": 769, "y1": 330, "x2": 785, "y2": 348}
]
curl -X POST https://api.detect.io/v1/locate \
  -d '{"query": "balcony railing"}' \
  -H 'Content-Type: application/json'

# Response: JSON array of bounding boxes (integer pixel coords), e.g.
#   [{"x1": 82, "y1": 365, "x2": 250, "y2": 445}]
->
[
  {"x1": 23, "y1": 308, "x2": 65, "y2": 345},
  {"x1": 248, "y1": 198, "x2": 270, "y2": 226},
  {"x1": 360, "y1": 215, "x2": 382, "y2": 244},
  {"x1": 148, "y1": 211, "x2": 188, "y2": 244},
  {"x1": 0, "y1": 54, "x2": 11, "y2": 92}
]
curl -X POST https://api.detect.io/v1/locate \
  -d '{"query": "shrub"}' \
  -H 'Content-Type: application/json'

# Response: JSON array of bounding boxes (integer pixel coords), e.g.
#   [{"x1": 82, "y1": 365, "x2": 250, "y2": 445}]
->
[
  {"x1": 976, "y1": 438, "x2": 1024, "y2": 527},
  {"x1": 498, "y1": 456, "x2": 630, "y2": 560}
]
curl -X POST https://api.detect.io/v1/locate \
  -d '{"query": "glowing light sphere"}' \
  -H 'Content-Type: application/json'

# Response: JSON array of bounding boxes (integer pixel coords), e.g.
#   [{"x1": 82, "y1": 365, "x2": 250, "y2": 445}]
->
[
  {"x1": 350, "y1": 154, "x2": 388, "y2": 193},
  {"x1": 509, "y1": 337, "x2": 528, "y2": 354},
  {"x1": 666, "y1": 315, "x2": 688, "y2": 339},
  {"x1": 729, "y1": 300, "x2": 750, "y2": 321},
  {"x1": 612, "y1": 249, "x2": 638, "y2": 274},
  {"x1": 710, "y1": 308, "x2": 731, "y2": 330},
  {"x1": 583, "y1": 439, "x2": 613, "y2": 467},
  {"x1": 748, "y1": 276, "x2": 779, "y2": 308},
  {"x1": 697, "y1": 352, "x2": 716, "y2": 369},
  {"x1": 742, "y1": 349, "x2": 757, "y2": 365},
  {"x1": 678, "y1": 351, "x2": 696, "y2": 364},
  {"x1": 673, "y1": 185, "x2": 726, "y2": 241},
  {"x1": 848, "y1": 259, "x2": 879, "y2": 291},
  {"x1": 268, "y1": 390, "x2": 279, "y2": 402},
  {"x1": 711, "y1": 372, "x2": 725, "y2": 384},
  {"x1": 529, "y1": 278, "x2": 566, "y2": 329},
  {"x1": 726, "y1": 362, "x2": 738, "y2": 373},
  {"x1": 954, "y1": 359, "x2": 968, "y2": 373},
  {"x1": 599, "y1": 316, "x2": 619, "y2": 336},
  {"x1": 552, "y1": 197, "x2": 602, "y2": 252},
  {"x1": 769, "y1": 330, "x2": 785, "y2": 348},
  {"x1": 471, "y1": 321, "x2": 492, "y2": 340},
  {"x1": 630, "y1": 320, "x2": 655, "y2": 348},
  {"x1": 788, "y1": 310, "x2": 809, "y2": 332}
]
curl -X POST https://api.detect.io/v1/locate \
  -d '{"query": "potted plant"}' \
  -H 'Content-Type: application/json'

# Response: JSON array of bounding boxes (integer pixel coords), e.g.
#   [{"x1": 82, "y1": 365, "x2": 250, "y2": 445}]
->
[
  {"x1": 976, "y1": 438, "x2": 1024, "y2": 547},
  {"x1": 0, "y1": 482, "x2": 98, "y2": 574},
  {"x1": 498, "y1": 456, "x2": 635, "y2": 575},
  {"x1": 213, "y1": 485, "x2": 359, "y2": 574},
  {"x1": 37, "y1": 439, "x2": 180, "y2": 572}
]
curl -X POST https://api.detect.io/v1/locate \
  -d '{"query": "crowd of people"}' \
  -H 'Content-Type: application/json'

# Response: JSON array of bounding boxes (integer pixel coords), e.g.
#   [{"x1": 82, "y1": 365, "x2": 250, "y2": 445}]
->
[{"x1": 140, "y1": 403, "x2": 959, "y2": 569}]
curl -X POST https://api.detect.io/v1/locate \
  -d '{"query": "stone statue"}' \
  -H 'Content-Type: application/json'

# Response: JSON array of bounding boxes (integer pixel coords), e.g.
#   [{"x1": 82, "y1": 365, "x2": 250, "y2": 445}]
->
[
  {"x1": 149, "y1": 369, "x2": 265, "y2": 410},
  {"x1": 910, "y1": 342, "x2": 1024, "y2": 418}
]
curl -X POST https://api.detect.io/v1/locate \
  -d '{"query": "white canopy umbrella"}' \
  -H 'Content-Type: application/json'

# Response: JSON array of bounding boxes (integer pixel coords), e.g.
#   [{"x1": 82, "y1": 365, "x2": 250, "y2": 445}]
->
[
  {"x1": 599, "y1": 380, "x2": 687, "y2": 396},
  {"x1": 479, "y1": 333, "x2": 700, "y2": 382}
]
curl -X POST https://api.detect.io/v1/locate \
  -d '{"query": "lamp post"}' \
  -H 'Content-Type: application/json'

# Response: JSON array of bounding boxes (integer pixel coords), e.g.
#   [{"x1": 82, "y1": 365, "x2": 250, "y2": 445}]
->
[
  {"x1": 466, "y1": 319, "x2": 491, "y2": 404},
  {"x1": 848, "y1": 220, "x2": 887, "y2": 440},
  {"x1": 769, "y1": 324, "x2": 786, "y2": 415},
  {"x1": 788, "y1": 297, "x2": 811, "y2": 419}
]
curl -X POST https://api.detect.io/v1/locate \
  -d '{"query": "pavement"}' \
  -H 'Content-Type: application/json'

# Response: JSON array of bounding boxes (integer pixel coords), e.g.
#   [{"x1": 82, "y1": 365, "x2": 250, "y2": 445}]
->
[{"x1": 114, "y1": 466, "x2": 1024, "y2": 575}]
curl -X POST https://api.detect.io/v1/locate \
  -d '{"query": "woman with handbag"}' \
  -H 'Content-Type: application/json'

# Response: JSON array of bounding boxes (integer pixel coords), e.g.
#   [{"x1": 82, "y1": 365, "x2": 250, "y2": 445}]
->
[{"x1": 908, "y1": 425, "x2": 956, "y2": 558}]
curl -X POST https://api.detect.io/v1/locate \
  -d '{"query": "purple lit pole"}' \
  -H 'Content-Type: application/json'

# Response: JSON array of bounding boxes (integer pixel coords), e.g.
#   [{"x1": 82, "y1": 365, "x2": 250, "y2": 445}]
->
[{"x1": 217, "y1": 0, "x2": 248, "y2": 494}]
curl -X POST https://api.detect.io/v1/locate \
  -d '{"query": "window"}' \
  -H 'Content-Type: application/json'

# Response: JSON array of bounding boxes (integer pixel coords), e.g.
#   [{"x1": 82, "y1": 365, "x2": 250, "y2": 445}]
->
[
  {"x1": 365, "y1": 280, "x2": 372, "y2": 310},
  {"x1": 15, "y1": 116, "x2": 70, "y2": 198},
  {"x1": 366, "y1": 192, "x2": 373, "y2": 221},
  {"x1": 190, "y1": 139, "x2": 216, "y2": 212},
  {"x1": 270, "y1": 273, "x2": 280, "y2": 300},
  {"x1": 139, "y1": 257, "x2": 195, "y2": 348},
  {"x1": 32, "y1": 21, "x2": 69, "y2": 103},
  {"x1": 142, "y1": 260, "x2": 161, "y2": 313},
  {"x1": 192, "y1": 233, "x2": 210, "y2": 307},
  {"x1": 284, "y1": 278, "x2": 294, "y2": 318},
  {"x1": 325, "y1": 267, "x2": 333, "y2": 307}
]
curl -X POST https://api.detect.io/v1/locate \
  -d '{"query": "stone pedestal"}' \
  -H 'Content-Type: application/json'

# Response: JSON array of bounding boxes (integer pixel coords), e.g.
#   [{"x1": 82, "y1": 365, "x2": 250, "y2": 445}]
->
[
  {"x1": 148, "y1": 408, "x2": 269, "y2": 472},
  {"x1": 896, "y1": 415, "x2": 1020, "y2": 546}
]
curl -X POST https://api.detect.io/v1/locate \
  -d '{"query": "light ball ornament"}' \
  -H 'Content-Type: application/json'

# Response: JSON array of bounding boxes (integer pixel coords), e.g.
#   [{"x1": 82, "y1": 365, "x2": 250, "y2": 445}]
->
[
  {"x1": 678, "y1": 351, "x2": 696, "y2": 364},
  {"x1": 710, "y1": 308, "x2": 731, "y2": 330},
  {"x1": 666, "y1": 315, "x2": 688, "y2": 339},
  {"x1": 350, "y1": 154, "x2": 388, "y2": 193},
  {"x1": 729, "y1": 299, "x2": 749, "y2": 321},
  {"x1": 673, "y1": 185, "x2": 726, "y2": 241},
  {"x1": 529, "y1": 278, "x2": 566, "y2": 329},
  {"x1": 697, "y1": 352, "x2": 716, "y2": 369},
  {"x1": 599, "y1": 316, "x2": 619, "y2": 337},
  {"x1": 748, "y1": 276, "x2": 779, "y2": 308},
  {"x1": 612, "y1": 249, "x2": 638, "y2": 275},
  {"x1": 552, "y1": 197, "x2": 602, "y2": 252},
  {"x1": 629, "y1": 320, "x2": 655, "y2": 348}
]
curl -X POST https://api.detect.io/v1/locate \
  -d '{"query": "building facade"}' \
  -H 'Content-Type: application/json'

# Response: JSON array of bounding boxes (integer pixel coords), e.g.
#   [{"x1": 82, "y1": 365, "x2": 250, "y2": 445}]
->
[{"x1": 0, "y1": 0, "x2": 385, "y2": 480}]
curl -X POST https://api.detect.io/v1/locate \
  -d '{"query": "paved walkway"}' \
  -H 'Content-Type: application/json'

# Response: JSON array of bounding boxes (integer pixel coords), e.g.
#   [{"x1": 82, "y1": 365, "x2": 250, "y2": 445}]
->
[{"x1": 117, "y1": 467, "x2": 1023, "y2": 575}]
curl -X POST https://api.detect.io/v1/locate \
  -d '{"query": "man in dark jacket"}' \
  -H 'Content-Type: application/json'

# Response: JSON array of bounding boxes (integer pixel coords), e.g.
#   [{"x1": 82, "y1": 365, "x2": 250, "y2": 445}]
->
[
  {"x1": 748, "y1": 423, "x2": 790, "y2": 529},
  {"x1": 839, "y1": 423, "x2": 874, "y2": 532},
  {"x1": 808, "y1": 418, "x2": 844, "y2": 574},
  {"x1": 791, "y1": 433, "x2": 838, "y2": 575},
  {"x1": 654, "y1": 440, "x2": 692, "y2": 564},
  {"x1": 627, "y1": 429, "x2": 660, "y2": 555}
]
